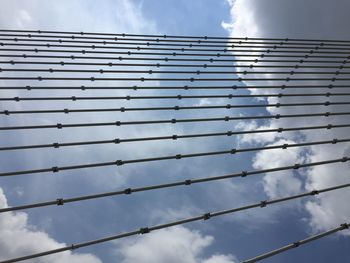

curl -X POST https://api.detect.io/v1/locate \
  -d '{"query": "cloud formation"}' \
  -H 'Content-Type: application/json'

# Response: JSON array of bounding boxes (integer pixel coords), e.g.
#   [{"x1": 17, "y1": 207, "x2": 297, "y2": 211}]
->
[
  {"x1": 0, "y1": 187, "x2": 102, "y2": 263},
  {"x1": 116, "y1": 226, "x2": 237, "y2": 263},
  {"x1": 223, "y1": 0, "x2": 350, "y2": 233}
]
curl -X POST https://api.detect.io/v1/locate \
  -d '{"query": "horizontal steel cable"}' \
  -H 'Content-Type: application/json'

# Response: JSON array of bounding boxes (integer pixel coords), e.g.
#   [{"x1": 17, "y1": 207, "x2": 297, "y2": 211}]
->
[
  {"x1": 1, "y1": 123, "x2": 350, "y2": 152},
  {"x1": 0, "y1": 84, "x2": 348, "y2": 90},
  {"x1": 1, "y1": 182, "x2": 349, "y2": 263},
  {"x1": 0, "y1": 53, "x2": 348, "y2": 64},
  {"x1": 0, "y1": 137, "x2": 349, "y2": 177},
  {"x1": 1, "y1": 92, "x2": 350, "y2": 102},
  {"x1": 242, "y1": 223, "x2": 350, "y2": 263},
  {"x1": 1, "y1": 68, "x2": 350, "y2": 75},
  {"x1": 1, "y1": 111, "x2": 349, "y2": 131},
  {"x1": 3, "y1": 36, "x2": 347, "y2": 50},
  {"x1": 1, "y1": 60, "x2": 350, "y2": 69},
  {"x1": 2, "y1": 41, "x2": 350, "y2": 54},
  {"x1": 0, "y1": 156, "x2": 349, "y2": 213},
  {"x1": 2, "y1": 32, "x2": 350, "y2": 46},
  {"x1": 1, "y1": 47, "x2": 349, "y2": 59},
  {"x1": 2, "y1": 101, "x2": 350, "y2": 115},
  {"x1": 2, "y1": 40, "x2": 350, "y2": 52},
  {"x1": 2, "y1": 29, "x2": 350, "y2": 44},
  {"x1": 2, "y1": 76, "x2": 350, "y2": 81}
]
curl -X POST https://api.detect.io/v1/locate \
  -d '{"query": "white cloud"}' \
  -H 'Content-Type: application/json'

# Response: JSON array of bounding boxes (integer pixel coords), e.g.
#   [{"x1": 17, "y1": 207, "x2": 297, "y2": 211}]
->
[
  {"x1": 116, "y1": 226, "x2": 237, "y2": 263},
  {"x1": 223, "y1": 0, "x2": 350, "y2": 232},
  {"x1": 252, "y1": 139, "x2": 306, "y2": 198},
  {"x1": 0, "y1": 187, "x2": 101, "y2": 263}
]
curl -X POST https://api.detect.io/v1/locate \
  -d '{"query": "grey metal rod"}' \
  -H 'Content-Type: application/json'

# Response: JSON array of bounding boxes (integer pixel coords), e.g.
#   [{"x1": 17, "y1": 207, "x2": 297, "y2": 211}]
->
[
  {"x1": 1, "y1": 182, "x2": 349, "y2": 263},
  {"x1": 1, "y1": 111, "x2": 350, "y2": 131},
  {"x1": 0, "y1": 156, "x2": 348, "y2": 213},
  {"x1": 1, "y1": 123, "x2": 349, "y2": 152},
  {"x1": 0, "y1": 137, "x2": 349, "y2": 177},
  {"x1": 242, "y1": 223, "x2": 350, "y2": 262}
]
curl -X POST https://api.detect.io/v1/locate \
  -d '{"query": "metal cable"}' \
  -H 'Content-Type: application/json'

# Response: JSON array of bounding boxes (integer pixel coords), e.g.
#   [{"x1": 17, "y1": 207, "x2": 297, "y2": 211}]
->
[
  {"x1": 2, "y1": 101, "x2": 350, "y2": 115},
  {"x1": 1, "y1": 156, "x2": 349, "y2": 213},
  {"x1": 1, "y1": 111, "x2": 349, "y2": 131},
  {"x1": 1, "y1": 47, "x2": 349, "y2": 59},
  {"x1": 1, "y1": 92, "x2": 350, "y2": 102},
  {"x1": 1, "y1": 60, "x2": 350, "y2": 69},
  {"x1": 0, "y1": 84, "x2": 348, "y2": 90},
  {"x1": 3, "y1": 39, "x2": 350, "y2": 52},
  {"x1": 2, "y1": 32, "x2": 350, "y2": 46},
  {"x1": 3, "y1": 41, "x2": 350, "y2": 54},
  {"x1": 0, "y1": 137, "x2": 349, "y2": 177},
  {"x1": 242, "y1": 223, "x2": 350, "y2": 263},
  {"x1": 1, "y1": 123, "x2": 350, "y2": 152},
  {"x1": 2, "y1": 68, "x2": 350, "y2": 75},
  {"x1": 2, "y1": 29, "x2": 350, "y2": 44},
  {"x1": 1, "y1": 53, "x2": 348, "y2": 64},
  {"x1": 1, "y1": 182, "x2": 349, "y2": 263}
]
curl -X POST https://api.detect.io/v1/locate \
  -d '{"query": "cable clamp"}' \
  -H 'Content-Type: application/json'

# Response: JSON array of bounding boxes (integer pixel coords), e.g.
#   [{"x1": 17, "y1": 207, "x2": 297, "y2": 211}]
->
[
  {"x1": 139, "y1": 227, "x2": 150, "y2": 234},
  {"x1": 124, "y1": 188, "x2": 132, "y2": 194},
  {"x1": 275, "y1": 114, "x2": 280, "y2": 119},
  {"x1": 224, "y1": 116, "x2": 230, "y2": 121},
  {"x1": 227, "y1": 131, "x2": 233, "y2": 136},
  {"x1": 175, "y1": 154, "x2": 182, "y2": 159},
  {"x1": 57, "y1": 123, "x2": 62, "y2": 129},
  {"x1": 282, "y1": 143, "x2": 288, "y2": 149},
  {"x1": 278, "y1": 128, "x2": 283, "y2": 133},
  {"x1": 340, "y1": 223, "x2": 349, "y2": 229},
  {"x1": 185, "y1": 179, "x2": 192, "y2": 185},
  {"x1": 327, "y1": 124, "x2": 332, "y2": 129},
  {"x1": 4, "y1": 110, "x2": 9, "y2": 115},
  {"x1": 133, "y1": 85, "x2": 138, "y2": 90},
  {"x1": 341, "y1": 157, "x2": 348, "y2": 162},
  {"x1": 115, "y1": 121, "x2": 121, "y2": 126},
  {"x1": 115, "y1": 160, "x2": 124, "y2": 166},
  {"x1": 172, "y1": 135, "x2": 178, "y2": 140},
  {"x1": 260, "y1": 201, "x2": 267, "y2": 208},
  {"x1": 230, "y1": 149, "x2": 236, "y2": 154},
  {"x1": 52, "y1": 166, "x2": 59, "y2": 172},
  {"x1": 324, "y1": 112, "x2": 330, "y2": 117},
  {"x1": 174, "y1": 106, "x2": 180, "y2": 110},
  {"x1": 294, "y1": 163, "x2": 300, "y2": 169},
  {"x1": 241, "y1": 171, "x2": 248, "y2": 177},
  {"x1": 324, "y1": 101, "x2": 330, "y2": 106},
  {"x1": 53, "y1": 143, "x2": 60, "y2": 148},
  {"x1": 276, "y1": 103, "x2": 280, "y2": 108},
  {"x1": 63, "y1": 108, "x2": 69, "y2": 114},
  {"x1": 81, "y1": 85, "x2": 85, "y2": 90},
  {"x1": 293, "y1": 241, "x2": 300, "y2": 247},
  {"x1": 171, "y1": 119, "x2": 177, "y2": 123},
  {"x1": 203, "y1": 213, "x2": 211, "y2": 220},
  {"x1": 332, "y1": 139, "x2": 338, "y2": 144},
  {"x1": 126, "y1": 96, "x2": 130, "y2": 100},
  {"x1": 278, "y1": 93, "x2": 283, "y2": 98},
  {"x1": 226, "y1": 104, "x2": 231, "y2": 109},
  {"x1": 120, "y1": 107, "x2": 125, "y2": 112},
  {"x1": 177, "y1": 95, "x2": 182, "y2": 100},
  {"x1": 184, "y1": 85, "x2": 189, "y2": 90},
  {"x1": 228, "y1": 94, "x2": 233, "y2": 99},
  {"x1": 56, "y1": 198, "x2": 64, "y2": 205},
  {"x1": 328, "y1": 84, "x2": 333, "y2": 89},
  {"x1": 114, "y1": 138, "x2": 120, "y2": 144},
  {"x1": 71, "y1": 96, "x2": 77, "y2": 101},
  {"x1": 310, "y1": 190, "x2": 319, "y2": 195}
]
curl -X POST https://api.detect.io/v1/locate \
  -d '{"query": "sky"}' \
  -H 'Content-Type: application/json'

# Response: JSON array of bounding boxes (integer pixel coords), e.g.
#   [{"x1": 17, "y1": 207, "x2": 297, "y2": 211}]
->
[{"x1": 0, "y1": 0, "x2": 350, "y2": 262}]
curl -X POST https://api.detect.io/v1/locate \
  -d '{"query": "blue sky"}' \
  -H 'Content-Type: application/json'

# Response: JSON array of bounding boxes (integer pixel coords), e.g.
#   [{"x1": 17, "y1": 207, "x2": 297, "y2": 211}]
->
[{"x1": 0, "y1": 1, "x2": 349, "y2": 263}]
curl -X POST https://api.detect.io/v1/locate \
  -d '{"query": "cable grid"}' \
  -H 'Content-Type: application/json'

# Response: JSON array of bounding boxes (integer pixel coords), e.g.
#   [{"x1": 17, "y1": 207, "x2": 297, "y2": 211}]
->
[{"x1": 0, "y1": 29, "x2": 349, "y2": 262}]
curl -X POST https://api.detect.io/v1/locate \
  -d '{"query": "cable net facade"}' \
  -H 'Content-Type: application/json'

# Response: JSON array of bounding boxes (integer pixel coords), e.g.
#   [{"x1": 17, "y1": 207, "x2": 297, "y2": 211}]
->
[{"x1": 0, "y1": 29, "x2": 349, "y2": 262}]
